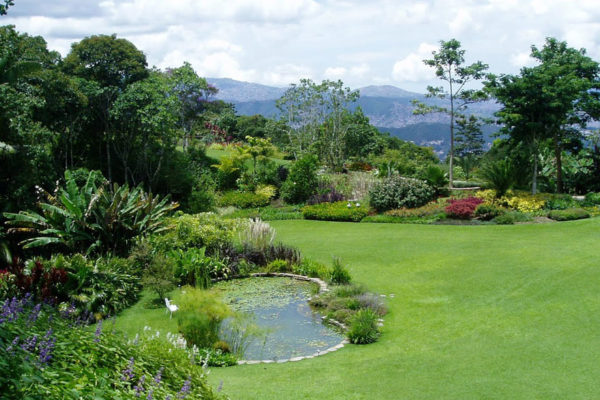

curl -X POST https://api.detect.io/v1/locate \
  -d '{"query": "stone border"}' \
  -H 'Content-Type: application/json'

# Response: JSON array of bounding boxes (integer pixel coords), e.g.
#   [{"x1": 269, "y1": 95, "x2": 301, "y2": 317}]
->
[{"x1": 220, "y1": 272, "x2": 354, "y2": 365}]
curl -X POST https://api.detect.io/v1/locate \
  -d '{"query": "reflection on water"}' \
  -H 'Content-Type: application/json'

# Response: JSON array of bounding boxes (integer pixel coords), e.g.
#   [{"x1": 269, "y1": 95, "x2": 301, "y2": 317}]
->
[{"x1": 213, "y1": 277, "x2": 344, "y2": 360}]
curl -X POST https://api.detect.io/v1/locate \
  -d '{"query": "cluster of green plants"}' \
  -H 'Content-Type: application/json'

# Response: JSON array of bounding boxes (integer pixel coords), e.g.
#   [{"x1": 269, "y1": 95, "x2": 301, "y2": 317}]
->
[
  {"x1": 217, "y1": 190, "x2": 270, "y2": 208},
  {"x1": 369, "y1": 176, "x2": 436, "y2": 212},
  {"x1": 547, "y1": 208, "x2": 590, "y2": 221},
  {"x1": 302, "y1": 201, "x2": 369, "y2": 222},
  {"x1": 221, "y1": 205, "x2": 303, "y2": 221},
  {"x1": 309, "y1": 280, "x2": 386, "y2": 344},
  {"x1": 0, "y1": 297, "x2": 220, "y2": 399}
]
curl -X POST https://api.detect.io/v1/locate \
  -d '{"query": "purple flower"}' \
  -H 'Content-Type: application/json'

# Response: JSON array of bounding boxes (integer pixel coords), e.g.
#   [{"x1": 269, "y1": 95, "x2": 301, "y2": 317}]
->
[
  {"x1": 146, "y1": 390, "x2": 154, "y2": 400},
  {"x1": 134, "y1": 375, "x2": 146, "y2": 397},
  {"x1": 94, "y1": 320, "x2": 103, "y2": 343},
  {"x1": 6, "y1": 336, "x2": 19, "y2": 355},
  {"x1": 121, "y1": 357, "x2": 135, "y2": 381},
  {"x1": 38, "y1": 329, "x2": 56, "y2": 366},
  {"x1": 61, "y1": 303, "x2": 77, "y2": 319},
  {"x1": 177, "y1": 377, "x2": 191, "y2": 399},
  {"x1": 27, "y1": 303, "x2": 42, "y2": 325},
  {"x1": 153, "y1": 367, "x2": 163, "y2": 385},
  {"x1": 21, "y1": 334, "x2": 38, "y2": 352}
]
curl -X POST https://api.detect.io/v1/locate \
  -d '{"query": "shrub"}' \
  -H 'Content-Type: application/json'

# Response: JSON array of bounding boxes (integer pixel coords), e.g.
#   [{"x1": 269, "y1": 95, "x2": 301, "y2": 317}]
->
[
  {"x1": 356, "y1": 293, "x2": 388, "y2": 316},
  {"x1": 421, "y1": 164, "x2": 448, "y2": 190},
  {"x1": 307, "y1": 183, "x2": 346, "y2": 205},
  {"x1": 4, "y1": 170, "x2": 178, "y2": 256},
  {"x1": 0, "y1": 298, "x2": 218, "y2": 399},
  {"x1": 141, "y1": 254, "x2": 177, "y2": 301},
  {"x1": 493, "y1": 211, "x2": 533, "y2": 225},
  {"x1": 479, "y1": 159, "x2": 515, "y2": 197},
  {"x1": 544, "y1": 195, "x2": 578, "y2": 210},
  {"x1": 583, "y1": 192, "x2": 600, "y2": 206},
  {"x1": 347, "y1": 309, "x2": 380, "y2": 344},
  {"x1": 330, "y1": 257, "x2": 352, "y2": 285},
  {"x1": 255, "y1": 184, "x2": 277, "y2": 199},
  {"x1": 346, "y1": 161, "x2": 373, "y2": 171},
  {"x1": 384, "y1": 202, "x2": 445, "y2": 218},
  {"x1": 302, "y1": 201, "x2": 369, "y2": 222},
  {"x1": 548, "y1": 208, "x2": 590, "y2": 221},
  {"x1": 168, "y1": 247, "x2": 231, "y2": 288},
  {"x1": 369, "y1": 176, "x2": 435, "y2": 212},
  {"x1": 217, "y1": 191, "x2": 270, "y2": 209},
  {"x1": 223, "y1": 205, "x2": 303, "y2": 221},
  {"x1": 265, "y1": 259, "x2": 291, "y2": 273},
  {"x1": 280, "y1": 154, "x2": 319, "y2": 204},
  {"x1": 149, "y1": 213, "x2": 245, "y2": 254},
  {"x1": 177, "y1": 288, "x2": 231, "y2": 349},
  {"x1": 474, "y1": 204, "x2": 506, "y2": 221},
  {"x1": 264, "y1": 243, "x2": 302, "y2": 266},
  {"x1": 445, "y1": 197, "x2": 484, "y2": 219},
  {"x1": 293, "y1": 258, "x2": 330, "y2": 280}
]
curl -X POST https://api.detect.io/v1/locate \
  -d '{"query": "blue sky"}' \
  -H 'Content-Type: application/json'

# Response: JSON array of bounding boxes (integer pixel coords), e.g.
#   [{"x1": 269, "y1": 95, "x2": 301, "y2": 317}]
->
[{"x1": 3, "y1": 0, "x2": 600, "y2": 91}]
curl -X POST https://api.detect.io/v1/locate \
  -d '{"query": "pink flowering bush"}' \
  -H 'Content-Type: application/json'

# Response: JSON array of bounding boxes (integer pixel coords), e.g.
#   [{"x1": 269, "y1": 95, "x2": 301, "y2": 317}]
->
[{"x1": 445, "y1": 197, "x2": 484, "y2": 219}]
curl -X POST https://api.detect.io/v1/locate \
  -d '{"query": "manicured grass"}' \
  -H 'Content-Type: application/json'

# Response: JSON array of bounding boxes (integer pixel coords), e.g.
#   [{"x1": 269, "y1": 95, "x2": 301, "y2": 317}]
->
[{"x1": 208, "y1": 218, "x2": 600, "y2": 399}]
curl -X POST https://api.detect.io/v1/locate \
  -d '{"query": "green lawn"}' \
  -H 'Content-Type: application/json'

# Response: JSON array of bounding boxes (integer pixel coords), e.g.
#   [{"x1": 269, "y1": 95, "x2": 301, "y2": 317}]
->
[{"x1": 206, "y1": 218, "x2": 600, "y2": 399}]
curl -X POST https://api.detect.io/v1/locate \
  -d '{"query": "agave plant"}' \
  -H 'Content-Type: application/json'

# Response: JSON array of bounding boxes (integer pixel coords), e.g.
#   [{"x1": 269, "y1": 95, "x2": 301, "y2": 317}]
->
[{"x1": 4, "y1": 170, "x2": 178, "y2": 255}]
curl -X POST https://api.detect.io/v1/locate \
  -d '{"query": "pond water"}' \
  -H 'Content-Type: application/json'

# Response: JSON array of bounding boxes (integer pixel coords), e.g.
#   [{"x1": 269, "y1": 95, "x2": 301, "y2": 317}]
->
[{"x1": 212, "y1": 277, "x2": 344, "y2": 360}]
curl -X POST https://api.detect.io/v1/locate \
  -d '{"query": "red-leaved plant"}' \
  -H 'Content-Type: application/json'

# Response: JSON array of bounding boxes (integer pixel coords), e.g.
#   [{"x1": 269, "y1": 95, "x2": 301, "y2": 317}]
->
[{"x1": 445, "y1": 197, "x2": 484, "y2": 219}]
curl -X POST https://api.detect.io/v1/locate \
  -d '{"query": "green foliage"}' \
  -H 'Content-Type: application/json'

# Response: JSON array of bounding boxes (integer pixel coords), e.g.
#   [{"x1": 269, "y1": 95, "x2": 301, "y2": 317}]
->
[
  {"x1": 176, "y1": 287, "x2": 231, "y2": 349},
  {"x1": 474, "y1": 204, "x2": 506, "y2": 221},
  {"x1": 0, "y1": 300, "x2": 218, "y2": 399},
  {"x1": 293, "y1": 258, "x2": 330, "y2": 280},
  {"x1": 479, "y1": 159, "x2": 515, "y2": 197},
  {"x1": 281, "y1": 154, "x2": 319, "y2": 204},
  {"x1": 583, "y1": 192, "x2": 600, "y2": 206},
  {"x1": 302, "y1": 201, "x2": 368, "y2": 222},
  {"x1": 212, "y1": 148, "x2": 249, "y2": 190},
  {"x1": 49, "y1": 254, "x2": 141, "y2": 318},
  {"x1": 222, "y1": 205, "x2": 303, "y2": 221},
  {"x1": 371, "y1": 146, "x2": 439, "y2": 178},
  {"x1": 141, "y1": 253, "x2": 177, "y2": 301},
  {"x1": 217, "y1": 191, "x2": 270, "y2": 208},
  {"x1": 265, "y1": 259, "x2": 292, "y2": 273},
  {"x1": 421, "y1": 164, "x2": 449, "y2": 192},
  {"x1": 543, "y1": 194, "x2": 579, "y2": 210},
  {"x1": 149, "y1": 213, "x2": 244, "y2": 254},
  {"x1": 168, "y1": 247, "x2": 231, "y2": 288},
  {"x1": 330, "y1": 257, "x2": 352, "y2": 285},
  {"x1": 4, "y1": 170, "x2": 177, "y2": 255},
  {"x1": 548, "y1": 208, "x2": 590, "y2": 221},
  {"x1": 493, "y1": 211, "x2": 533, "y2": 225},
  {"x1": 347, "y1": 309, "x2": 380, "y2": 344},
  {"x1": 369, "y1": 176, "x2": 435, "y2": 212}
]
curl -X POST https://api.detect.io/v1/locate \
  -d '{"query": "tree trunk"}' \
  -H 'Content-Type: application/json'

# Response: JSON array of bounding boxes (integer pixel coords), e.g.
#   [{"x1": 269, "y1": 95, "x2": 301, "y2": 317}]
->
[
  {"x1": 532, "y1": 153, "x2": 538, "y2": 195},
  {"x1": 554, "y1": 135, "x2": 562, "y2": 193}
]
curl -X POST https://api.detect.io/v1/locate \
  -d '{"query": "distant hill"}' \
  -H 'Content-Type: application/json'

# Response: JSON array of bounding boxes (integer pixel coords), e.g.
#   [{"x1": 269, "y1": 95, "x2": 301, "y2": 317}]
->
[{"x1": 207, "y1": 78, "x2": 501, "y2": 155}]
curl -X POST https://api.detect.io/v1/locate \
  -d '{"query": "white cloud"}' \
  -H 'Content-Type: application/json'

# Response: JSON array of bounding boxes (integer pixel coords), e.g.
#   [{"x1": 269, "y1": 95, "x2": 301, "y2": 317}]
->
[
  {"x1": 392, "y1": 43, "x2": 437, "y2": 83},
  {"x1": 324, "y1": 67, "x2": 347, "y2": 80}
]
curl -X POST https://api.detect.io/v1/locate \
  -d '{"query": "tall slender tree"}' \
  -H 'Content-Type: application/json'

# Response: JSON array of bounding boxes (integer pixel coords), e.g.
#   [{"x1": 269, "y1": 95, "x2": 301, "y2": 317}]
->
[{"x1": 413, "y1": 39, "x2": 488, "y2": 188}]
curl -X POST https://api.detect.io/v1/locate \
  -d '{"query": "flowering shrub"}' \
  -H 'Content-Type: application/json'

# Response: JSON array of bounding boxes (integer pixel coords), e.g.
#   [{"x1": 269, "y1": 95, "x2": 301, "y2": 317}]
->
[
  {"x1": 445, "y1": 197, "x2": 484, "y2": 219},
  {"x1": 475, "y1": 190, "x2": 546, "y2": 212},
  {"x1": 302, "y1": 201, "x2": 369, "y2": 222},
  {"x1": 0, "y1": 297, "x2": 219, "y2": 399}
]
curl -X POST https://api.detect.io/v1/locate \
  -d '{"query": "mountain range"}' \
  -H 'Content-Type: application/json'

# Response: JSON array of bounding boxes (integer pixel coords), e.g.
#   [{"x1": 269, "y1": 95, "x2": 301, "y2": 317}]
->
[{"x1": 207, "y1": 78, "x2": 500, "y2": 157}]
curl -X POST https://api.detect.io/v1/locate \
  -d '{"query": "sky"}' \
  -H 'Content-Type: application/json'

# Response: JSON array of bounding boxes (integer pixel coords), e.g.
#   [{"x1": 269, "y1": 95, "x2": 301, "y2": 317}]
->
[{"x1": 3, "y1": 0, "x2": 600, "y2": 91}]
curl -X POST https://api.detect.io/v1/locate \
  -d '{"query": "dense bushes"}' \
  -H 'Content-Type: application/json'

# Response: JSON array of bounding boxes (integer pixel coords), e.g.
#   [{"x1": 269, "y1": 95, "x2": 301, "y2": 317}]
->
[
  {"x1": 217, "y1": 191, "x2": 270, "y2": 208},
  {"x1": 548, "y1": 208, "x2": 590, "y2": 221},
  {"x1": 0, "y1": 297, "x2": 219, "y2": 399},
  {"x1": 473, "y1": 204, "x2": 505, "y2": 221},
  {"x1": 445, "y1": 197, "x2": 484, "y2": 219},
  {"x1": 347, "y1": 309, "x2": 380, "y2": 344},
  {"x1": 302, "y1": 201, "x2": 369, "y2": 222},
  {"x1": 177, "y1": 288, "x2": 231, "y2": 349},
  {"x1": 369, "y1": 176, "x2": 435, "y2": 212},
  {"x1": 280, "y1": 154, "x2": 319, "y2": 204}
]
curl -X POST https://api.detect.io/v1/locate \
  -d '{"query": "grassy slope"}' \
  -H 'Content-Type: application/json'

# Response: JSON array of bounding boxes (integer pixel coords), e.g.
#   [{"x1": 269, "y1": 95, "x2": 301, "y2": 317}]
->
[{"x1": 208, "y1": 218, "x2": 600, "y2": 400}]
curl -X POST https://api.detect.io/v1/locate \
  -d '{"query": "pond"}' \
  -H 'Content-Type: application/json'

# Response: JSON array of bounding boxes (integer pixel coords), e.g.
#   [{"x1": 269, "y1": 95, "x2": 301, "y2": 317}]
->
[{"x1": 212, "y1": 277, "x2": 344, "y2": 361}]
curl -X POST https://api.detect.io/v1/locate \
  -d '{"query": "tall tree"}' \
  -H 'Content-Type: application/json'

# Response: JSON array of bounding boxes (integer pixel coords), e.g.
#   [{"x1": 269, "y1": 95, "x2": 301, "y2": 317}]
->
[
  {"x1": 413, "y1": 39, "x2": 488, "y2": 188},
  {"x1": 0, "y1": 0, "x2": 14, "y2": 15},
  {"x1": 276, "y1": 78, "x2": 359, "y2": 168},
  {"x1": 166, "y1": 62, "x2": 217, "y2": 149},
  {"x1": 454, "y1": 115, "x2": 485, "y2": 181},
  {"x1": 63, "y1": 34, "x2": 148, "y2": 182},
  {"x1": 486, "y1": 38, "x2": 600, "y2": 193}
]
